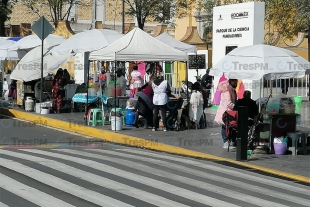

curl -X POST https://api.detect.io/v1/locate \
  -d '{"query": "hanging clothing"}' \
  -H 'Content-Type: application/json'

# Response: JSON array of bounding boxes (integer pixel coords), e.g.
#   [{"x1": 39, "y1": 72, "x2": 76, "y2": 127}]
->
[
  {"x1": 236, "y1": 79, "x2": 245, "y2": 99},
  {"x1": 212, "y1": 74, "x2": 227, "y2": 105},
  {"x1": 189, "y1": 90, "x2": 204, "y2": 121},
  {"x1": 130, "y1": 70, "x2": 143, "y2": 97}
]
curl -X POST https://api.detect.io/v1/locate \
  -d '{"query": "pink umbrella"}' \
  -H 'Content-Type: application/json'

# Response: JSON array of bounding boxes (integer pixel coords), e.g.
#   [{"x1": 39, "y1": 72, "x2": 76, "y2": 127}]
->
[{"x1": 212, "y1": 74, "x2": 227, "y2": 105}]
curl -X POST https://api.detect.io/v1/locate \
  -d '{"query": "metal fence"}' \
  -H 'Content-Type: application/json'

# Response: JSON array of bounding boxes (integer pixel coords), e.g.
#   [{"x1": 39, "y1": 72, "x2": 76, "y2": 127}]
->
[{"x1": 262, "y1": 75, "x2": 309, "y2": 98}]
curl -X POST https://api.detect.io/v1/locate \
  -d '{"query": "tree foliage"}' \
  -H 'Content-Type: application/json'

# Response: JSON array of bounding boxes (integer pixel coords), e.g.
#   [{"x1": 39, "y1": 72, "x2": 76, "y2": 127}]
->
[
  {"x1": 202, "y1": 0, "x2": 309, "y2": 43},
  {"x1": 19, "y1": 0, "x2": 90, "y2": 27},
  {"x1": 124, "y1": 0, "x2": 196, "y2": 30},
  {"x1": 0, "y1": 0, "x2": 16, "y2": 36}
]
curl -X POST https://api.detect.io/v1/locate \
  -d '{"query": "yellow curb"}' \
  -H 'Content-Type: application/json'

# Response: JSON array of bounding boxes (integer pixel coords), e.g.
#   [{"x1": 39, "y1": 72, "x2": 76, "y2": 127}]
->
[{"x1": 1, "y1": 107, "x2": 310, "y2": 184}]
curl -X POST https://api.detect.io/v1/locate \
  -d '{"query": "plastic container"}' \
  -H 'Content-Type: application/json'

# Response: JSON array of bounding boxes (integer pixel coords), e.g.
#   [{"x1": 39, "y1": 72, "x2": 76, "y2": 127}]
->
[
  {"x1": 88, "y1": 88, "x2": 97, "y2": 96},
  {"x1": 25, "y1": 97, "x2": 34, "y2": 112},
  {"x1": 274, "y1": 143, "x2": 287, "y2": 155},
  {"x1": 294, "y1": 96, "x2": 302, "y2": 104},
  {"x1": 125, "y1": 109, "x2": 135, "y2": 126},
  {"x1": 106, "y1": 81, "x2": 121, "y2": 97},
  {"x1": 111, "y1": 116, "x2": 122, "y2": 131}
]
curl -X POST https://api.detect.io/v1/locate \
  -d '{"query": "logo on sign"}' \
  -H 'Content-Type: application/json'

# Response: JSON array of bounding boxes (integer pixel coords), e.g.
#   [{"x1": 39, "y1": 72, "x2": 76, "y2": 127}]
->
[
  {"x1": 231, "y1": 12, "x2": 249, "y2": 19},
  {"x1": 218, "y1": 15, "x2": 223, "y2": 21}
]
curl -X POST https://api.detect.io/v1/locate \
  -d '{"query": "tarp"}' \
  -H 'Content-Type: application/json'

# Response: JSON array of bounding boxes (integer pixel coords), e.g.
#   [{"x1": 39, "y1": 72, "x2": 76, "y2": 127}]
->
[
  {"x1": 10, "y1": 45, "x2": 72, "y2": 82},
  {"x1": 155, "y1": 32, "x2": 197, "y2": 53},
  {"x1": 89, "y1": 27, "x2": 188, "y2": 61},
  {"x1": 50, "y1": 29, "x2": 124, "y2": 55}
]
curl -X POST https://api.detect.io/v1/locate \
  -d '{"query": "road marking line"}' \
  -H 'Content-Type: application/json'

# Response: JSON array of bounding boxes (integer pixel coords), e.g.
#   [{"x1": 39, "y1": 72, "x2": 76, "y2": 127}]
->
[
  {"x1": 0, "y1": 149, "x2": 190, "y2": 207},
  {"x1": 0, "y1": 157, "x2": 133, "y2": 207},
  {"x1": 0, "y1": 173, "x2": 74, "y2": 207},
  {"x1": 21, "y1": 149, "x2": 239, "y2": 207}
]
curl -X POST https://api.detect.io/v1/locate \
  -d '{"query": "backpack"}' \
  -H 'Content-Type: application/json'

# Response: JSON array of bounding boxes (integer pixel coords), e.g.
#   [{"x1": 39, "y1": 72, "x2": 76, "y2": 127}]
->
[{"x1": 222, "y1": 110, "x2": 238, "y2": 140}]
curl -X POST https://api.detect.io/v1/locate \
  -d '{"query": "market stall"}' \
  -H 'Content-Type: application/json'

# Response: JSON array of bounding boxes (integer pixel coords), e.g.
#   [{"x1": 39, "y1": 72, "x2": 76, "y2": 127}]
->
[{"x1": 210, "y1": 44, "x2": 310, "y2": 154}]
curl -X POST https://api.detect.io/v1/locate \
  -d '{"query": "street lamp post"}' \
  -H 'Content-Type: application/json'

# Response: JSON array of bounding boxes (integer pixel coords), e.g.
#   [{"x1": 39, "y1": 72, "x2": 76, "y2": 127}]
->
[
  {"x1": 306, "y1": 19, "x2": 310, "y2": 101},
  {"x1": 122, "y1": 0, "x2": 125, "y2": 34}
]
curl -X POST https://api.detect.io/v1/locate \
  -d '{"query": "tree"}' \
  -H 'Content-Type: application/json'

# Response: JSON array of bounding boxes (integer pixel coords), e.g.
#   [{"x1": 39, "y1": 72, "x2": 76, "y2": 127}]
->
[
  {"x1": 0, "y1": 0, "x2": 16, "y2": 36},
  {"x1": 124, "y1": 0, "x2": 196, "y2": 30},
  {"x1": 20, "y1": 0, "x2": 90, "y2": 27}
]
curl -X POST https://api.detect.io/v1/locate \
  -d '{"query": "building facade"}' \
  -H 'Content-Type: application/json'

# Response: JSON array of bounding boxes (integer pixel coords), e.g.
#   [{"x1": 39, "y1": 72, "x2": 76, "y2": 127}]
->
[{"x1": 6, "y1": 0, "x2": 170, "y2": 36}]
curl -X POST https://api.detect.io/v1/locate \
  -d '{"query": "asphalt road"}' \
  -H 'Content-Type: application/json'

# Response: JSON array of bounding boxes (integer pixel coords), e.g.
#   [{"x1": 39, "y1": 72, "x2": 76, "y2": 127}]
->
[{"x1": 0, "y1": 116, "x2": 310, "y2": 207}]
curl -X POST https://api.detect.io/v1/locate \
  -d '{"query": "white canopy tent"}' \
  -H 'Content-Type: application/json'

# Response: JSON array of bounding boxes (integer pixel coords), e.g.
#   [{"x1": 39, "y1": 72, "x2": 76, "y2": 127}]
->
[
  {"x1": 209, "y1": 44, "x2": 310, "y2": 112},
  {"x1": 0, "y1": 39, "x2": 15, "y2": 46},
  {"x1": 50, "y1": 29, "x2": 124, "y2": 55},
  {"x1": 0, "y1": 43, "x2": 27, "y2": 60},
  {"x1": 155, "y1": 32, "x2": 197, "y2": 53},
  {"x1": 7, "y1": 34, "x2": 65, "y2": 51},
  {"x1": 210, "y1": 44, "x2": 310, "y2": 80},
  {"x1": 89, "y1": 27, "x2": 188, "y2": 61},
  {"x1": 10, "y1": 46, "x2": 73, "y2": 82}
]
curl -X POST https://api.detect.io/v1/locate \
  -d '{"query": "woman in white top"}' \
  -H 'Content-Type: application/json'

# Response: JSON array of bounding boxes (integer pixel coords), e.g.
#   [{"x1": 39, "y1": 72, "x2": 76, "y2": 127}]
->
[
  {"x1": 116, "y1": 69, "x2": 127, "y2": 96},
  {"x1": 189, "y1": 82, "x2": 204, "y2": 124},
  {"x1": 130, "y1": 65, "x2": 143, "y2": 98},
  {"x1": 150, "y1": 75, "x2": 171, "y2": 131}
]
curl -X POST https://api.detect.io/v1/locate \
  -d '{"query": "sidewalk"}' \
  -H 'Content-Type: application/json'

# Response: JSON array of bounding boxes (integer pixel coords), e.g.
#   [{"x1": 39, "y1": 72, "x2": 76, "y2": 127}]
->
[{"x1": 0, "y1": 101, "x2": 309, "y2": 183}]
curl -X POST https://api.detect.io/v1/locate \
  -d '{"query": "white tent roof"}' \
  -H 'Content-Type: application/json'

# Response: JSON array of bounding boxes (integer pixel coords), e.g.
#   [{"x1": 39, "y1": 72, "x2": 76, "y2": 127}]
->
[
  {"x1": 0, "y1": 39, "x2": 15, "y2": 46},
  {"x1": 155, "y1": 32, "x2": 197, "y2": 53},
  {"x1": 0, "y1": 42, "x2": 27, "y2": 60},
  {"x1": 50, "y1": 29, "x2": 124, "y2": 55},
  {"x1": 7, "y1": 34, "x2": 65, "y2": 51},
  {"x1": 10, "y1": 46, "x2": 73, "y2": 82},
  {"x1": 89, "y1": 27, "x2": 188, "y2": 61}
]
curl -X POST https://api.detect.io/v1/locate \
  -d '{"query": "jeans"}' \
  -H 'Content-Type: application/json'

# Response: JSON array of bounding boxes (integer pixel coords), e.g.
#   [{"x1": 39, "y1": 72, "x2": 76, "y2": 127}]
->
[
  {"x1": 153, "y1": 105, "x2": 167, "y2": 128},
  {"x1": 222, "y1": 124, "x2": 228, "y2": 143}
]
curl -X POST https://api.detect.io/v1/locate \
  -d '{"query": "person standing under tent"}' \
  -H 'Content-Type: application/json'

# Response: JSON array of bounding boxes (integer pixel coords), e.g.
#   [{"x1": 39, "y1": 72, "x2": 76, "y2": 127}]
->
[
  {"x1": 130, "y1": 65, "x2": 143, "y2": 98},
  {"x1": 151, "y1": 75, "x2": 170, "y2": 132},
  {"x1": 52, "y1": 68, "x2": 67, "y2": 113},
  {"x1": 214, "y1": 79, "x2": 238, "y2": 148},
  {"x1": 99, "y1": 65, "x2": 107, "y2": 89},
  {"x1": 189, "y1": 82, "x2": 204, "y2": 126},
  {"x1": 116, "y1": 68, "x2": 127, "y2": 96}
]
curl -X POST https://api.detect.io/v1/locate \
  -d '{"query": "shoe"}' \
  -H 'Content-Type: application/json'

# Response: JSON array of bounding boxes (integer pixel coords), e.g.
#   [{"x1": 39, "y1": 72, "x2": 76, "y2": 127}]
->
[
  {"x1": 152, "y1": 127, "x2": 156, "y2": 131},
  {"x1": 163, "y1": 127, "x2": 167, "y2": 132},
  {"x1": 223, "y1": 142, "x2": 229, "y2": 149}
]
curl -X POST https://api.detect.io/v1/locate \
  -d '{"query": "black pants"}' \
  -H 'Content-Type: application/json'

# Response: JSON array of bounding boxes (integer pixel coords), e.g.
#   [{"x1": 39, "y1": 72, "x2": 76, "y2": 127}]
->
[{"x1": 153, "y1": 105, "x2": 167, "y2": 128}]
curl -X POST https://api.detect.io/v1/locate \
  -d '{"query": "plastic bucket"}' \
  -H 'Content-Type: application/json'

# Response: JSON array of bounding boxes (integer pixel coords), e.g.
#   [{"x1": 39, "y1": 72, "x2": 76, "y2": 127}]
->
[
  {"x1": 274, "y1": 143, "x2": 287, "y2": 155},
  {"x1": 88, "y1": 88, "x2": 97, "y2": 96},
  {"x1": 294, "y1": 96, "x2": 302, "y2": 104},
  {"x1": 111, "y1": 116, "x2": 122, "y2": 131}
]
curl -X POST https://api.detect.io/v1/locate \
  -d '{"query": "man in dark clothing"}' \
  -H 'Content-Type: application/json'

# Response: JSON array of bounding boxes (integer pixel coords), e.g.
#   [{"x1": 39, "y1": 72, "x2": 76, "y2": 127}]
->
[
  {"x1": 281, "y1": 79, "x2": 289, "y2": 95},
  {"x1": 201, "y1": 69, "x2": 213, "y2": 107},
  {"x1": 234, "y1": 90, "x2": 259, "y2": 125},
  {"x1": 201, "y1": 69, "x2": 213, "y2": 89}
]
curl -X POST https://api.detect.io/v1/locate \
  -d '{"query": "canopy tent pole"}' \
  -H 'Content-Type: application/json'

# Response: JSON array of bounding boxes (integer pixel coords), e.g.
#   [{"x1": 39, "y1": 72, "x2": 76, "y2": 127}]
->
[
  {"x1": 259, "y1": 78, "x2": 262, "y2": 113},
  {"x1": 40, "y1": 37, "x2": 44, "y2": 113},
  {"x1": 186, "y1": 61, "x2": 189, "y2": 129},
  {"x1": 114, "y1": 52, "x2": 117, "y2": 132},
  {"x1": 84, "y1": 52, "x2": 90, "y2": 125}
]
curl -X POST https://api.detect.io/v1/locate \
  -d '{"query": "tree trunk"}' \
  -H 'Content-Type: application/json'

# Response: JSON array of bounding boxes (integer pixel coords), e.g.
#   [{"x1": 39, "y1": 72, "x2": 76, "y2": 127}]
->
[
  {"x1": 136, "y1": 16, "x2": 144, "y2": 30},
  {"x1": 0, "y1": 0, "x2": 9, "y2": 36}
]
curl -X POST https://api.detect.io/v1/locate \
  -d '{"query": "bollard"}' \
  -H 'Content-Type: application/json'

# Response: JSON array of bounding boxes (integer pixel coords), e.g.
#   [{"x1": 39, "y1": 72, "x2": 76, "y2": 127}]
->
[{"x1": 236, "y1": 106, "x2": 248, "y2": 161}]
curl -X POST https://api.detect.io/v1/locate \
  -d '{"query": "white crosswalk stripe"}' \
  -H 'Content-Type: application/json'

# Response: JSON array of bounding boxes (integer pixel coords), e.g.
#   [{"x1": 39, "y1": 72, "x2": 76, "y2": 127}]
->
[
  {"x1": 0, "y1": 173, "x2": 75, "y2": 207},
  {"x1": 0, "y1": 148, "x2": 309, "y2": 207}
]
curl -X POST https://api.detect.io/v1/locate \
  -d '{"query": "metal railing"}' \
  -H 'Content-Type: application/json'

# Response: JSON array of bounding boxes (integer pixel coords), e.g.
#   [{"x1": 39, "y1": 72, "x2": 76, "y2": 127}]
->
[{"x1": 262, "y1": 75, "x2": 309, "y2": 98}]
